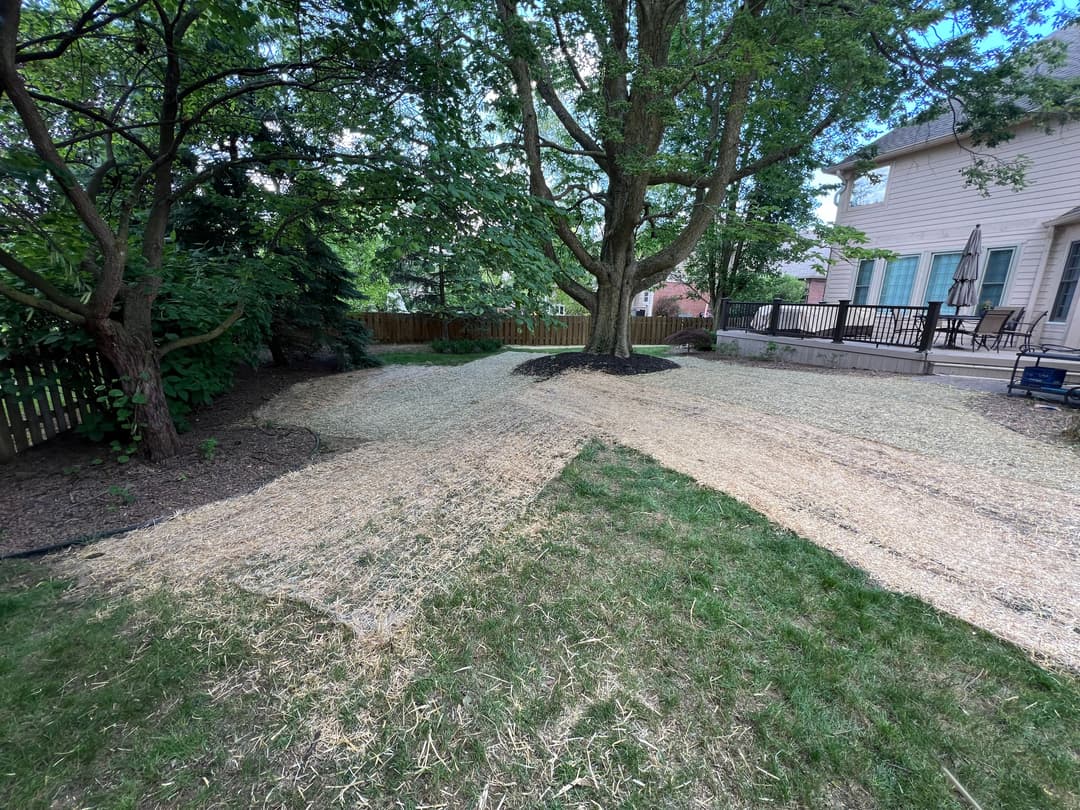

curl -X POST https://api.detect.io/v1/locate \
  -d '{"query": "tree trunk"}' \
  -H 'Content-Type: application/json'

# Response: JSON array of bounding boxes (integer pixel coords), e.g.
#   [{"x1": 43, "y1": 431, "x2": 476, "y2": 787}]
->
[
  {"x1": 585, "y1": 273, "x2": 634, "y2": 357},
  {"x1": 87, "y1": 318, "x2": 181, "y2": 461}
]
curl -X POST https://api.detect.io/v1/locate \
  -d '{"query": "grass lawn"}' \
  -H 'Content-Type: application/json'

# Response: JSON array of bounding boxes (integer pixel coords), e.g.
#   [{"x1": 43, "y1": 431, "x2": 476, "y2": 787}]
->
[
  {"x1": 375, "y1": 350, "x2": 504, "y2": 366},
  {"x1": 506, "y1": 345, "x2": 672, "y2": 356},
  {"x1": 2, "y1": 444, "x2": 1076, "y2": 808},
  {"x1": 378, "y1": 346, "x2": 673, "y2": 366}
]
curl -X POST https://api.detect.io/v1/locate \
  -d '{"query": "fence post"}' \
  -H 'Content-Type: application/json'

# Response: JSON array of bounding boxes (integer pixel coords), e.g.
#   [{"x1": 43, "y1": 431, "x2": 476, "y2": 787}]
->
[
  {"x1": 832, "y1": 299, "x2": 851, "y2": 344},
  {"x1": 718, "y1": 297, "x2": 731, "y2": 331},
  {"x1": 767, "y1": 297, "x2": 783, "y2": 336},
  {"x1": 919, "y1": 301, "x2": 942, "y2": 353}
]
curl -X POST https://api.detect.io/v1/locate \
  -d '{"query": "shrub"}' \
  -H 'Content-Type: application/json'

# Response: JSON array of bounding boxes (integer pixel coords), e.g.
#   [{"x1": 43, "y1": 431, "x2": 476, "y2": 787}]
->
[
  {"x1": 431, "y1": 338, "x2": 504, "y2": 354},
  {"x1": 663, "y1": 328, "x2": 714, "y2": 351}
]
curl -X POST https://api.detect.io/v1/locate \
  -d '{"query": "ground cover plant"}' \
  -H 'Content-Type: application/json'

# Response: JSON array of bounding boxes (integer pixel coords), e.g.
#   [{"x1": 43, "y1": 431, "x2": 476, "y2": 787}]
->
[{"x1": 1, "y1": 443, "x2": 1076, "y2": 807}]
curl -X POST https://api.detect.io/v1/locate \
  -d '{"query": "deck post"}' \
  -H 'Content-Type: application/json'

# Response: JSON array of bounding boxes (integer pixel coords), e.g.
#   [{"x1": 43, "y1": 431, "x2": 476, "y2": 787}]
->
[
  {"x1": 718, "y1": 297, "x2": 731, "y2": 331},
  {"x1": 767, "y1": 297, "x2": 783, "y2": 336},
  {"x1": 832, "y1": 299, "x2": 851, "y2": 344},
  {"x1": 919, "y1": 301, "x2": 942, "y2": 353}
]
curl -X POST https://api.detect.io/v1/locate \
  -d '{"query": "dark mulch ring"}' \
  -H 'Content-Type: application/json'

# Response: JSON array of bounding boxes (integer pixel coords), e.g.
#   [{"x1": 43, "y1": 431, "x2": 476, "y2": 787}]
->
[
  {"x1": 513, "y1": 351, "x2": 680, "y2": 379},
  {"x1": 0, "y1": 361, "x2": 340, "y2": 559}
]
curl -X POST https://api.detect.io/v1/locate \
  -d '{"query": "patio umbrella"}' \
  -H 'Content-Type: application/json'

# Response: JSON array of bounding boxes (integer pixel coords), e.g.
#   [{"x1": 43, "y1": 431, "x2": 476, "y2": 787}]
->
[{"x1": 947, "y1": 224, "x2": 981, "y2": 313}]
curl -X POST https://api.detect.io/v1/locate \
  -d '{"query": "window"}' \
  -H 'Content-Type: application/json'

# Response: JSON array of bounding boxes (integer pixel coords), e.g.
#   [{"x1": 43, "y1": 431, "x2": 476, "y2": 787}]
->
[
  {"x1": 852, "y1": 259, "x2": 874, "y2": 304},
  {"x1": 978, "y1": 248, "x2": 1014, "y2": 309},
  {"x1": 878, "y1": 255, "x2": 919, "y2": 306},
  {"x1": 849, "y1": 166, "x2": 890, "y2": 207},
  {"x1": 924, "y1": 253, "x2": 960, "y2": 304},
  {"x1": 1051, "y1": 242, "x2": 1080, "y2": 321}
]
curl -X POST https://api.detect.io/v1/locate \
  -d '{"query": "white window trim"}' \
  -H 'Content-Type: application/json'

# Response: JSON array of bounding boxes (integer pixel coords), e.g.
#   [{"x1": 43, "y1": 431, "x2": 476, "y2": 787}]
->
[
  {"x1": 921, "y1": 251, "x2": 963, "y2": 305},
  {"x1": 977, "y1": 246, "x2": 1018, "y2": 311},
  {"x1": 847, "y1": 166, "x2": 891, "y2": 208}
]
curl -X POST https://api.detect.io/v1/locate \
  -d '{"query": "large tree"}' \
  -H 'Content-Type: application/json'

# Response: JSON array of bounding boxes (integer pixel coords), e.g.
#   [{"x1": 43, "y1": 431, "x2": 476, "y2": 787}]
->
[
  {"x1": 0, "y1": 0, "x2": 431, "y2": 458},
  {"x1": 491, "y1": 0, "x2": 1072, "y2": 357}
]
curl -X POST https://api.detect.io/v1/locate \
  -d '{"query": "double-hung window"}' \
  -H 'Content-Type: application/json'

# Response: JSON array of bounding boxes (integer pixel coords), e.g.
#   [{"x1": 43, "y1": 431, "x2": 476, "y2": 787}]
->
[
  {"x1": 1051, "y1": 242, "x2": 1080, "y2": 322},
  {"x1": 924, "y1": 253, "x2": 960, "y2": 305},
  {"x1": 979, "y1": 249, "x2": 1014, "y2": 309},
  {"x1": 852, "y1": 259, "x2": 874, "y2": 304},
  {"x1": 878, "y1": 255, "x2": 919, "y2": 306}
]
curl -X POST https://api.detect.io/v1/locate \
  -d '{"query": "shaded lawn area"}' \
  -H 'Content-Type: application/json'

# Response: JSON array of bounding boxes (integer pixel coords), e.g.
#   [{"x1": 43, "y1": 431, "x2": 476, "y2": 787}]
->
[
  {"x1": 377, "y1": 346, "x2": 673, "y2": 366},
  {"x1": 1, "y1": 444, "x2": 1076, "y2": 808},
  {"x1": 374, "y1": 349, "x2": 504, "y2": 366}
]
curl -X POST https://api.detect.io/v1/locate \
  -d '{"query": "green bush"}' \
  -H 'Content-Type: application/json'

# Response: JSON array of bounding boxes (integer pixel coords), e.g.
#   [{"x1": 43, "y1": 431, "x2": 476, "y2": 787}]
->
[
  {"x1": 663, "y1": 328, "x2": 714, "y2": 351},
  {"x1": 431, "y1": 338, "x2": 503, "y2": 354}
]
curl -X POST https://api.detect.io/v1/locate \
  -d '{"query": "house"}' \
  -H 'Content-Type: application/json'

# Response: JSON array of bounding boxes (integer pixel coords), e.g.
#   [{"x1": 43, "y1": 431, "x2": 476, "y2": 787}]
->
[
  {"x1": 779, "y1": 249, "x2": 828, "y2": 303},
  {"x1": 631, "y1": 278, "x2": 711, "y2": 317},
  {"x1": 822, "y1": 26, "x2": 1080, "y2": 349}
]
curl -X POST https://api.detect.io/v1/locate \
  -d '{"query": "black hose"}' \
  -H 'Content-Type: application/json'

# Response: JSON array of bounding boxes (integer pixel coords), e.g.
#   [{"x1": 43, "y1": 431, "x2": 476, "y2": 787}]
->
[{"x1": 1, "y1": 517, "x2": 166, "y2": 560}]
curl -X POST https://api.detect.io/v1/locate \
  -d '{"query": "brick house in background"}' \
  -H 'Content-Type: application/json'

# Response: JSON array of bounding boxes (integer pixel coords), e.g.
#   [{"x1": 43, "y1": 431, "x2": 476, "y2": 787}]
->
[
  {"x1": 778, "y1": 249, "x2": 828, "y2": 303},
  {"x1": 631, "y1": 279, "x2": 710, "y2": 317}
]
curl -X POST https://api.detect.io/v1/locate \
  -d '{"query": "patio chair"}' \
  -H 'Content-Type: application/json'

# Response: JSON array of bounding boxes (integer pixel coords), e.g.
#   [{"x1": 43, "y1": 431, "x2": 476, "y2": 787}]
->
[
  {"x1": 963, "y1": 307, "x2": 1017, "y2": 351},
  {"x1": 1000, "y1": 310, "x2": 1047, "y2": 349}
]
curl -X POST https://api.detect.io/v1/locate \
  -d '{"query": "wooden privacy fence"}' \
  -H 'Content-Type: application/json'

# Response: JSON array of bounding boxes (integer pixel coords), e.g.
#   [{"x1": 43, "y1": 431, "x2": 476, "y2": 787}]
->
[
  {"x1": 0, "y1": 348, "x2": 109, "y2": 461},
  {"x1": 354, "y1": 312, "x2": 713, "y2": 346}
]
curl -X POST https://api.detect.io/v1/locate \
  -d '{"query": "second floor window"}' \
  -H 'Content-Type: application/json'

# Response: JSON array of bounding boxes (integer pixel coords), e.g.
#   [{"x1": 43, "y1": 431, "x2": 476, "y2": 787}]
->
[{"x1": 849, "y1": 166, "x2": 890, "y2": 207}]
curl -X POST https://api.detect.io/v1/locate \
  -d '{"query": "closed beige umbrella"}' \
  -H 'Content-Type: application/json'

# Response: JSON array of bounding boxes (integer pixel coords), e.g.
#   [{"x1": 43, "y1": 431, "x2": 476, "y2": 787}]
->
[{"x1": 947, "y1": 224, "x2": 981, "y2": 313}]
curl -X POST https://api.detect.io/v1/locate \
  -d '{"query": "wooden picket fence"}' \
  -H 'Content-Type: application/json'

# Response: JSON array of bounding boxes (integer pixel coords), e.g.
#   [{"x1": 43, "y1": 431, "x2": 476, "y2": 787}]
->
[
  {"x1": 354, "y1": 312, "x2": 712, "y2": 347},
  {"x1": 0, "y1": 348, "x2": 109, "y2": 461}
]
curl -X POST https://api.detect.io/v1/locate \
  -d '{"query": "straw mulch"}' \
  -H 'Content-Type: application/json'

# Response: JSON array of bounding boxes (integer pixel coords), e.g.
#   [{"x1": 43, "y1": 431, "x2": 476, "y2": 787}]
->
[
  {"x1": 527, "y1": 361, "x2": 1079, "y2": 670},
  {"x1": 57, "y1": 351, "x2": 1079, "y2": 672}
]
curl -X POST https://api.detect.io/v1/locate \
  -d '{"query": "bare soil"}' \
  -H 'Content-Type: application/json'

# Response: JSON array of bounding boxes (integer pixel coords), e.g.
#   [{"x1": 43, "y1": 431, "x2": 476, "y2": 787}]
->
[{"x1": 0, "y1": 363, "x2": 329, "y2": 557}]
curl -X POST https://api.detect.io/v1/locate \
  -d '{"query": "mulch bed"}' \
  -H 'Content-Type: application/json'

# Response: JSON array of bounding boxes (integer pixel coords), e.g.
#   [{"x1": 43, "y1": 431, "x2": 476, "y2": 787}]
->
[
  {"x1": 513, "y1": 352, "x2": 680, "y2": 379},
  {"x1": 0, "y1": 361, "x2": 340, "y2": 558}
]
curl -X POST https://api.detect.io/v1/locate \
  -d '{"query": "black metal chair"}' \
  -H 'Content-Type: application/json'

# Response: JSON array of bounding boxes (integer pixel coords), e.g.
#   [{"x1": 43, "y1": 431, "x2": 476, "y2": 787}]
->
[{"x1": 1000, "y1": 311, "x2": 1047, "y2": 349}]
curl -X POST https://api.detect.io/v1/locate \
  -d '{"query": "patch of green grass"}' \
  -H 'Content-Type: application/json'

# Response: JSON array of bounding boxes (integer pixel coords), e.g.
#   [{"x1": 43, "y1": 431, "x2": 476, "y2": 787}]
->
[
  {"x1": 376, "y1": 350, "x2": 503, "y2": 366},
  {"x1": 346, "y1": 443, "x2": 1079, "y2": 808},
  {"x1": 0, "y1": 563, "x2": 308, "y2": 808},
  {"x1": 506, "y1": 345, "x2": 672, "y2": 356}
]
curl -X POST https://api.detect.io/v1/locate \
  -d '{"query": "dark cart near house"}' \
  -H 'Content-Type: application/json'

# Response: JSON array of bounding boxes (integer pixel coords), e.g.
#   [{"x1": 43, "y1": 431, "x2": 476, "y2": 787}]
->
[{"x1": 1007, "y1": 344, "x2": 1080, "y2": 407}]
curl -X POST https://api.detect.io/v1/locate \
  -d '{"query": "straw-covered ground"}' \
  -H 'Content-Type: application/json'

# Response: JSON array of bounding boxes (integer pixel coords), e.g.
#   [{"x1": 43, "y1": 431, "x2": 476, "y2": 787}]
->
[
  {"x1": 19, "y1": 351, "x2": 1075, "y2": 805},
  {"x1": 57, "y1": 352, "x2": 1078, "y2": 668}
]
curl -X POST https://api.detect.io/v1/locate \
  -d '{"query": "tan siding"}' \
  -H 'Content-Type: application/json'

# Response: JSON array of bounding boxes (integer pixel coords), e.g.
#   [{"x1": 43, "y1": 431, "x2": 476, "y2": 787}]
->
[
  {"x1": 1036, "y1": 223, "x2": 1080, "y2": 346},
  {"x1": 826, "y1": 122, "x2": 1080, "y2": 339}
]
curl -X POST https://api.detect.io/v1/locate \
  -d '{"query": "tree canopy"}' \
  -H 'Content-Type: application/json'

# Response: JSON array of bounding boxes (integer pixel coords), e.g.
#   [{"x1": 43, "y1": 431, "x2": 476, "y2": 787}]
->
[{"x1": 486, "y1": 0, "x2": 1077, "y2": 356}]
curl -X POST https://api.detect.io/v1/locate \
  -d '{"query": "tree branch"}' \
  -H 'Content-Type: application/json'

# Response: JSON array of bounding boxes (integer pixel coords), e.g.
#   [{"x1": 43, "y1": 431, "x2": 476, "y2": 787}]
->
[
  {"x1": 17, "y1": 0, "x2": 151, "y2": 62},
  {"x1": 555, "y1": 271, "x2": 596, "y2": 313},
  {"x1": 27, "y1": 90, "x2": 155, "y2": 156},
  {"x1": 0, "y1": 279, "x2": 86, "y2": 323},
  {"x1": 157, "y1": 303, "x2": 244, "y2": 358},
  {"x1": 0, "y1": 246, "x2": 90, "y2": 316}
]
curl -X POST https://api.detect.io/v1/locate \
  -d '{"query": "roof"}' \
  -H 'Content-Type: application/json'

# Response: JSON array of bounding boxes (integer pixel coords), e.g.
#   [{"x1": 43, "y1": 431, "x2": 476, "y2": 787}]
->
[{"x1": 826, "y1": 25, "x2": 1080, "y2": 173}]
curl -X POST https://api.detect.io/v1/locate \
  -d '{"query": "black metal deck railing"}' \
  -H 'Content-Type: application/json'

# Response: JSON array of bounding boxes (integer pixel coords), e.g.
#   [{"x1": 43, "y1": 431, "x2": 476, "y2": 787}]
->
[{"x1": 716, "y1": 298, "x2": 944, "y2": 351}]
